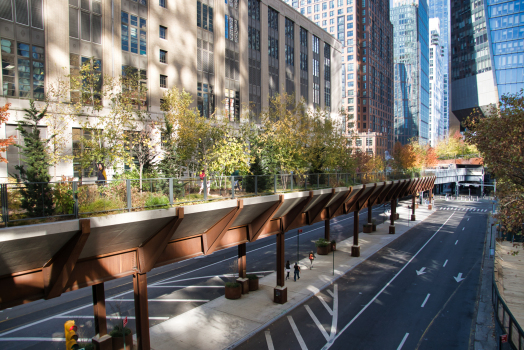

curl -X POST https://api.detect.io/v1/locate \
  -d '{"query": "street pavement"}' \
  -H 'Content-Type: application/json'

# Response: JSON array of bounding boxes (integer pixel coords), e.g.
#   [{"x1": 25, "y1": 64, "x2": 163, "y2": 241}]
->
[
  {"x1": 0, "y1": 202, "x2": 392, "y2": 349},
  {"x1": 236, "y1": 199, "x2": 490, "y2": 350}
]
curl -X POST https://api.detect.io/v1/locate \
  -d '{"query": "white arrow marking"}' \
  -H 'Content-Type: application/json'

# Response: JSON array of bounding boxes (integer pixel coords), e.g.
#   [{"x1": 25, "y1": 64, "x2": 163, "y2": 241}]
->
[
  {"x1": 462, "y1": 227, "x2": 465, "y2": 231},
  {"x1": 454, "y1": 273, "x2": 465, "y2": 282},
  {"x1": 455, "y1": 240, "x2": 458, "y2": 245},
  {"x1": 468, "y1": 218, "x2": 470, "y2": 221},
  {"x1": 305, "y1": 305, "x2": 330, "y2": 342},
  {"x1": 416, "y1": 267, "x2": 426, "y2": 275},
  {"x1": 265, "y1": 331, "x2": 275, "y2": 350},
  {"x1": 443, "y1": 259, "x2": 448, "y2": 267},
  {"x1": 421, "y1": 293, "x2": 430, "y2": 307}
]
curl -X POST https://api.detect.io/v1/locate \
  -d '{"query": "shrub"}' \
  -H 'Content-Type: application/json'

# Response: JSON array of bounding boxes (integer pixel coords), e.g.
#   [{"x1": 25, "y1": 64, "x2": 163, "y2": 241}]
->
[
  {"x1": 109, "y1": 325, "x2": 132, "y2": 337},
  {"x1": 53, "y1": 177, "x2": 75, "y2": 215},
  {"x1": 246, "y1": 274, "x2": 259, "y2": 280},
  {"x1": 315, "y1": 238, "x2": 329, "y2": 247},
  {"x1": 225, "y1": 282, "x2": 240, "y2": 288},
  {"x1": 145, "y1": 194, "x2": 170, "y2": 209},
  {"x1": 79, "y1": 198, "x2": 125, "y2": 214}
]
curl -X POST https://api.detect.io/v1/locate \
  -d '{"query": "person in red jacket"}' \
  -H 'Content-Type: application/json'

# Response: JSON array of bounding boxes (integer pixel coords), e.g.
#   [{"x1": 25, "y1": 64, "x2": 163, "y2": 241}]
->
[{"x1": 309, "y1": 251, "x2": 315, "y2": 269}]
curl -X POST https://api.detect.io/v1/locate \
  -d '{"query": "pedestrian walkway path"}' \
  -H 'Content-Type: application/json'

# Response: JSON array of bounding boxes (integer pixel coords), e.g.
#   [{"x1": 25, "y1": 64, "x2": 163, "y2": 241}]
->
[
  {"x1": 147, "y1": 203, "x2": 436, "y2": 350},
  {"x1": 436, "y1": 206, "x2": 489, "y2": 212}
]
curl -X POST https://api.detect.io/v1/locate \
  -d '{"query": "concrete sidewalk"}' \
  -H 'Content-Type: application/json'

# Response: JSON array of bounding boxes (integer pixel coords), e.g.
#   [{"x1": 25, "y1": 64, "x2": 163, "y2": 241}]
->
[{"x1": 148, "y1": 203, "x2": 435, "y2": 350}]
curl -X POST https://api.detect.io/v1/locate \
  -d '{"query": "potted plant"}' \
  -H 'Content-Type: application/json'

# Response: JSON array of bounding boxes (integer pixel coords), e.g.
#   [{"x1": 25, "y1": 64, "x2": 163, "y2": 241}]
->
[
  {"x1": 247, "y1": 274, "x2": 259, "y2": 291},
  {"x1": 110, "y1": 325, "x2": 132, "y2": 350},
  {"x1": 225, "y1": 281, "x2": 242, "y2": 299},
  {"x1": 330, "y1": 239, "x2": 336, "y2": 251},
  {"x1": 315, "y1": 238, "x2": 330, "y2": 255},
  {"x1": 363, "y1": 223, "x2": 373, "y2": 233}
]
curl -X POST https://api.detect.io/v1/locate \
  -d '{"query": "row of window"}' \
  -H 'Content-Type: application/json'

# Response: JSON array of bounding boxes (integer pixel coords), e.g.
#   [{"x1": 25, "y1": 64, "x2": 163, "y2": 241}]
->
[
  {"x1": 0, "y1": 0, "x2": 44, "y2": 29},
  {"x1": 121, "y1": 12, "x2": 147, "y2": 55}
]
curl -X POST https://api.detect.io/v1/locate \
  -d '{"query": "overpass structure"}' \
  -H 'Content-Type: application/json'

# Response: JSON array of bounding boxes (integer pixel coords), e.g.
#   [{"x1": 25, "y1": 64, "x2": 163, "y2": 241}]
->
[{"x1": 0, "y1": 177, "x2": 435, "y2": 349}]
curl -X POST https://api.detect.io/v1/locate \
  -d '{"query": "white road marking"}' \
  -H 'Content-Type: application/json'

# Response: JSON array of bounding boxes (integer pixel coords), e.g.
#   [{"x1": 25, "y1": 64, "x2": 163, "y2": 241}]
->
[
  {"x1": 327, "y1": 290, "x2": 335, "y2": 298},
  {"x1": 455, "y1": 240, "x2": 458, "y2": 245},
  {"x1": 468, "y1": 218, "x2": 470, "y2": 221},
  {"x1": 321, "y1": 212, "x2": 456, "y2": 350},
  {"x1": 397, "y1": 333, "x2": 409, "y2": 350},
  {"x1": 0, "y1": 337, "x2": 92, "y2": 342},
  {"x1": 421, "y1": 294, "x2": 430, "y2": 307},
  {"x1": 443, "y1": 260, "x2": 448, "y2": 267},
  {"x1": 113, "y1": 299, "x2": 210, "y2": 302},
  {"x1": 148, "y1": 285, "x2": 224, "y2": 288},
  {"x1": 305, "y1": 305, "x2": 330, "y2": 341},
  {"x1": 330, "y1": 284, "x2": 338, "y2": 340},
  {"x1": 157, "y1": 272, "x2": 273, "y2": 285},
  {"x1": 317, "y1": 296, "x2": 333, "y2": 315},
  {"x1": 454, "y1": 273, "x2": 465, "y2": 282},
  {"x1": 462, "y1": 227, "x2": 465, "y2": 231},
  {"x1": 416, "y1": 267, "x2": 426, "y2": 275},
  {"x1": 53, "y1": 315, "x2": 169, "y2": 320},
  {"x1": 265, "y1": 331, "x2": 275, "y2": 350},
  {"x1": 288, "y1": 315, "x2": 309, "y2": 350}
]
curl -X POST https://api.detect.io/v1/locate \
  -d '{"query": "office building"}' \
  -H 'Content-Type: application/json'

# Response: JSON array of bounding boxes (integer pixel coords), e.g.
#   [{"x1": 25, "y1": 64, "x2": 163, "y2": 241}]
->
[
  {"x1": 288, "y1": 0, "x2": 395, "y2": 157},
  {"x1": 428, "y1": 0, "x2": 450, "y2": 136},
  {"x1": 429, "y1": 18, "x2": 444, "y2": 146},
  {"x1": 0, "y1": 0, "x2": 341, "y2": 179},
  {"x1": 391, "y1": 0, "x2": 430, "y2": 145}
]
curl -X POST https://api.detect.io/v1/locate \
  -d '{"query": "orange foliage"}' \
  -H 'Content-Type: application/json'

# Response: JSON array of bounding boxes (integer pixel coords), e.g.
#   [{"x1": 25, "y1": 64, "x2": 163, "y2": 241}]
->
[
  {"x1": 0, "y1": 103, "x2": 14, "y2": 163},
  {"x1": 392, "y1": 141, "x2": 417, "y2": 171}
]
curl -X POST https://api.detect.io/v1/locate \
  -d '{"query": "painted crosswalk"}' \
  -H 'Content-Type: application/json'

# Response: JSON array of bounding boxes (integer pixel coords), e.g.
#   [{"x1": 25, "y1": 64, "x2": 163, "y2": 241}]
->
[{"x1": 436, "y1": 207, "x2": 488, "y2": 212}]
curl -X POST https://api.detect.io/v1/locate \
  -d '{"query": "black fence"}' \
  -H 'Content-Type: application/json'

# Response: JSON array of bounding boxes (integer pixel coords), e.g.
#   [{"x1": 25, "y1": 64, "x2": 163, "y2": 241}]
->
[{"x1": 492, "y1": 273, "x2": 524, "y2": 349}]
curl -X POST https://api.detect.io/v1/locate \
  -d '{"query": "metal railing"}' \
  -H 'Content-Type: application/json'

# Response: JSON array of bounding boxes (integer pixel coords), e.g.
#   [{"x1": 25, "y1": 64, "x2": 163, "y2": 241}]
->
[
  {"x1": 0, "y1": 170, "x2": 424, "y2": 227},
  {"x1": 493, "y1": 272, "x2": 524, "y2": 349}
]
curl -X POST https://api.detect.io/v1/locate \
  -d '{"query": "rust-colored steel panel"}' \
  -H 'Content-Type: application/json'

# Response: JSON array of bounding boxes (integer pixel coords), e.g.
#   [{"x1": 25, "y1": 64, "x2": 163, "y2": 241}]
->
[
  {"x1": 385, "y1": 181, "x2": 402, "y2": 202},
  {"x1": 257, "y1": 219, "x2": 282, "y2": 239},
  {"x1": 287, "y1": 212, "x2": 308, "y2": 231},
  {"x1": 357, "y1": 184, "x2": 377, "y2": 210},
  {"x1": 213, "y1": 226, "x2": 249, "y2": 252},
  {"x1": 307, "y1": 189, "x2": 336, "y2": 225},
  {"x1": 327, "y1": 188, "x2": 353, "y2": 220},
  {"x1": 249, "y1": 196, "x2": 284, "y2": 242},
  {"x1": 0, "y1": 269, "x2": 44, "y2": 309},
  {"x1": 65, "y1": 250, "x2": 137, "y2": 292},
  {"x1": 137, "y1": 208, "x2": 184, "y2": 274},
  {"x1": 155, "y1": 236, "x2": 204, "y2": 268},
  {"x1": 368, "y1": 183, "x2": 386, "y2": 207},
  {"x1": 205, "y1": 200, "x2": 244, "y2": 255},
  {"x1": 282, "y1": 192, "x2": 313, "y2": 232},
  {"x1": 377, "y1": 182, "x2": 394, "y2": 205},
  {"x1": 346, "y1": 187, "x2": 365, "y2": 213}
]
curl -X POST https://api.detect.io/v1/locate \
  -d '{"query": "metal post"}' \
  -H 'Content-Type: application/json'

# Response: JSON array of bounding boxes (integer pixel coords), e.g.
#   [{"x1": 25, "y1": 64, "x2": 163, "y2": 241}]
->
[
  {"x1": 325, "y1": 219, "x2": 330, "y2": 241},
  {"x1": 72, "y1": 181, "x2": 79, "y2": 219},
  {"x1": 255, "y1": 175, "x2": 258, "y2": 196},
  {"x1": 328, "y1": 174, "x2": 330, "y2": 187},
  {"x1": 238, "y1": 243, "x2": 246, "y2": 279},
  {"x1": 290, "y1": 173, "x2": 293, "y2": 192},
  {"x1": 367, "y1": 205, "x2": 372, "y2": 225},
  {"x1": 274, "y1": 174, "x2": 277, "y2": 194},
  {"x1": 126, "y1": 179, "x2": 132, "y2": 212},
  {"x1": 133, "y1": 273, "x2": 150, "y2": 350},
  {"x1": 304, "y1": 175, "x2": 308, "y2": 190},
  {"x1": 169, "y1": 178, "x2": 173, "y2": 205},
  {"x1": 333, "y1": 248, "x2": 335, "y2": 276},
  {"x1": 317, "y1": 173, "x2": 320, "y2": 189},
  {"x1": 389, "y1": 199, "x2": 396, "y2": 234},
  {"x1": 92, "y1": 283, "x2": 108, "y2": 337},
  {"x1": 494, "y1": 179, "x2": 497, "y2": 194},
  {"x1": 231, "y1": 175, "x2": 235, "y2": 199},
  {"x1": 274, "y1": 232, "x2": 287, "y2": 304},
  {"x1": 352, "y1": 210, "x2": 360, "y2": 257},
  {"x1": 204, "y1": 176, "x2": 208, "y2": 200},
  {"x1": 297, "y1": 229, "x2": 300, "y2": 263}
]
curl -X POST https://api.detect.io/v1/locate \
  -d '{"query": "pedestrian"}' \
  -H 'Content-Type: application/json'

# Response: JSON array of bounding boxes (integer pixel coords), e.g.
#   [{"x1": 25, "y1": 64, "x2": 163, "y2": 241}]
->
[
  {"x1": 232, "y1": 169, "x2": 241, "y2": 191},
  {"x1": 96, "y1": 163, "x2": 106, "y2": 187},
  {"x1": 309, "y1": 251, "x2": 315, "y2": 269},
  {"x1": 293, "y1": 262, "x2": 300, "y2": 281},
  {"x1": 285, "y1": 261, "x2": 290, "y2": 280},
  {"x1": 198, "y1": 169, "x2": 205, "y2": 195}
]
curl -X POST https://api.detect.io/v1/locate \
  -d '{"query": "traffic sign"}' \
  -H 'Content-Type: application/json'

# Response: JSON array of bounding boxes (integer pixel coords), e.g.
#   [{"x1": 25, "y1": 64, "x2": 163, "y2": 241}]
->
[
  {"x1": 298, "y1": 229, "x2": 302, "y2": 233},
  {"x1": 123, "y1": 316, "x2": 128, "y2": 328},
  {"x1": 500, "y1": 334, "x2": 508, "y2": 343}
]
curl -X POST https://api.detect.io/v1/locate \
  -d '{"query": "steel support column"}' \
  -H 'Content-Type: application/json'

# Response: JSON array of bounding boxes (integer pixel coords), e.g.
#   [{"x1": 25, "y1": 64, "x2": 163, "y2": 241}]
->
[
  {"x1": 352, "y1": 210, "x2": 360, "y2": 257},
  {"x1": 411, "y1": 195, "x2": 416, "y2": 221},
  {"x1": 92, "y1": 283, "x2": 111, "y2": 350},
  {"x1": 367, "y1": 205, "x2": 372, "y2": 224},
  {"x1": 274, "y1": 233, "x2": 287, "y2": 304},
  {"x1": 325, "y1": 219, "x2": 330, "y2": 241},
  {"x1": 133, "y1": 273, "x2": 150, "y2": 350},
  {"x1": 237, "y1": 243, "x2": 249, "y2": 294},
  {"x1": 389, "y1": 199, "x2": 396, "y2": 234}
]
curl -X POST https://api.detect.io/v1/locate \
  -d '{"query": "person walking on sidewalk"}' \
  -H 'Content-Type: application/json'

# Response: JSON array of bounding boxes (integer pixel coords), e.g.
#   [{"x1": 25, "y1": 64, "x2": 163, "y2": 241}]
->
[
  {"x1": 293, "y1": 262, "x2": 300, "y2": 281},
  {"x1": 285, "y1": 261, "x2": 290, "y2": 280},
  {"x1": 309, "y1": 251, "x2": 315, "y2": 269}
]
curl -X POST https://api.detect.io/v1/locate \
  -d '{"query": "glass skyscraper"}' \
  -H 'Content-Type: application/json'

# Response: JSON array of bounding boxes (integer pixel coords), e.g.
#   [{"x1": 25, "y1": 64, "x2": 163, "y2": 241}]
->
[
  {"x1": 429, "y1": 18, "x2": 445, "y2": 146},
  {"x1": 428, "y1": 0, "x2": 450, "y2": 136},
  {"x1": 391, "y1": 0, "x2": 430, "y2": 145},
  {"x1": 487, "y1": 0, "x2": 524, "y2": 98}
]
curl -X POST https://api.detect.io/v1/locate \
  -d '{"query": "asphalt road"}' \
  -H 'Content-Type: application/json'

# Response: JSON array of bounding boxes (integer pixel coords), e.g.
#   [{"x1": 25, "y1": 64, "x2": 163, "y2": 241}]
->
[
  {"x1": 0, "y1": 201, "x2": 393, "y2": 349},
  {"x1": 236, "y1": 199, "x2": 489, "y2": 350}
]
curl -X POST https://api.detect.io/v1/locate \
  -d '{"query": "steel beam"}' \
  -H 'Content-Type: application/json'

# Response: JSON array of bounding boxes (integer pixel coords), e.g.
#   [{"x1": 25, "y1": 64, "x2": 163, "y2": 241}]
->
[
  {"x1": 351, "y1": 210, "x2": 360, "y2": 257},
  {"x1": 43, "y1": 219, "x2": 90, "y2": 300},
  {"x1": 91, "y1": 283, "x2": 111, "y2": 350},
  {"x1": 282, "y1": 192, "x2": 314, "y2": 232},
  {"x1": 249, "y1": 196, "x2": 284, "y2": 242},
  {"x1": 133, "y1": 272, "x2": 150, "y2": 350},
  {"x1": 137, "y1": 208, "x2": 184, "y2": 273},
  {"x1": 205, "y1": 200, "x2": 244, "y2": 254},
  {"x1": 327, "y1": 188, "x2": 353, "y2": 219},
  {"x1": 274, "y1": 232, "x2": 287, "y2": 304},
  {"x1": 307, "y1": 189, "x2": 336, "y2": 225}
]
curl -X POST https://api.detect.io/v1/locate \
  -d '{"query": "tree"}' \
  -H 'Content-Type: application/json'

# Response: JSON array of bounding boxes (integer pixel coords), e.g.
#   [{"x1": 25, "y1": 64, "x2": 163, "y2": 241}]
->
[
  {"x1": 391, "y1": 141, "x2": 417, "y2": 172},
  {"x1": 0, "y1": 103, "x2": 15, "y2": 163},
  {"x1": 465, "y1": 90, "x2": 524, "y2": 232},
  {"x1": 15, "y1": 100, "x2": 54, "y2": 217}
]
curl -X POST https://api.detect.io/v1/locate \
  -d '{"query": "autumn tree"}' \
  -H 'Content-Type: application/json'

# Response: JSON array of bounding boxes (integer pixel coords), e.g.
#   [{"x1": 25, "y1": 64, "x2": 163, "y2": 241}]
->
[
  {"x1": 0, "y1": 103, "x2": 15, "y2": 163},
  {"x1": 391, "y1": 141, "x2": 417, "y2": 172},
  {"x1": 465, "y1": 90, "x2": 524, "y2": 233}
]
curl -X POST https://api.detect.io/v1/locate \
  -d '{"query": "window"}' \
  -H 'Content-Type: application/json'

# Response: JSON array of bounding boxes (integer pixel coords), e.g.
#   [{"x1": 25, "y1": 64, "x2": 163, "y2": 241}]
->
[
  {"x1": 159, "y1": 0, "x2": 166, "y2": 7},
  {"x1": 160, "y1": 74, "x2": 167, "y2": 88},
  {"x1": 197, "y1": 1, "x2": 214, "y2": 32},
  {"x1": 355, "y1": 138, "x2": 362, "y2": 146},
  {"x1": 366, "y1": 137, "x2": 372, "y2": 146},
  {"x1": 1, "y1": 39, "x2": 45, "y2": 100},
  {"x1": 159, "y1": 25, "x2": 167, "y2": 39},
  {"x1": 70, "y1": 0, "x2": 102, "y2": 43},
  {"x1": 0, "y1": 0, "x2": 44, "y2": 29},
  {"x1": 160, "y1": 49, "x2": 167, "y2": 63},
  {"x1": 72, "y1": 128, "x2": 95, "y2": 179},
  {"x1": 121, "y1": 12, "x2": 146, "y2": 55}
]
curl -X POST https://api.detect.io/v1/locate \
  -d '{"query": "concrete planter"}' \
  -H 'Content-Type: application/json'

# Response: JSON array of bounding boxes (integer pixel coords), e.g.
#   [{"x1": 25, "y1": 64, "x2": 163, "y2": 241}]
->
[
  {"x1": 248, "y1": 278, "x2": 259, "y2": 291},
  {"x1": 225, "y1": 285, "x2": 242, "y2": 299},
  {"x1": 317, "y1": 245, "x2": 330, "y2": 255},
  {"x1": 112, "y1": 333, "x2": 133, "y2": 350}
]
